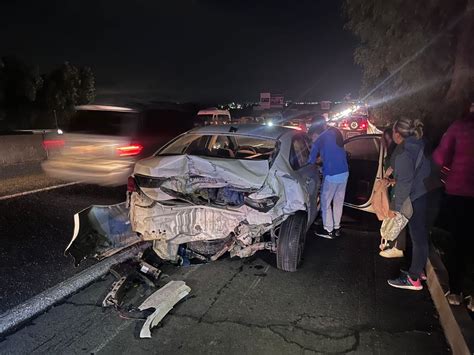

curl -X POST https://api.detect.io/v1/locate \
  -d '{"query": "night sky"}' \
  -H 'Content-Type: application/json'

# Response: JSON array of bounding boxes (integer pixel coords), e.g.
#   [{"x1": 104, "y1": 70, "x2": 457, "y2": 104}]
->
[{"x1": 0, "y1": 0, "x2": 361, "y2": 103}]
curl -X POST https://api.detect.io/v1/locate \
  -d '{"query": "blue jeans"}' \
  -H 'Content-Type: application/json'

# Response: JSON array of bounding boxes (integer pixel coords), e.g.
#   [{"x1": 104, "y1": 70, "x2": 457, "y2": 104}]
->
[
  {"x1": 320, "y1": 176, "x2": 348, "y2": 232},
  {"x1": 408, "y1": 194, "x2": 429, "y2": 279}
]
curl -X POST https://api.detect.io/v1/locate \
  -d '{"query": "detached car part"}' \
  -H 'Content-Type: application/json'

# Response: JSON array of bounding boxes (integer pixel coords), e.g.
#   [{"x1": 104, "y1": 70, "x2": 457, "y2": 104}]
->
[
  {"x1": 65, "y1": 202, "x2": 143, "y2": 266},
  {"x1": 138, "y1": 280, "x2": 191, "y2": 338}
]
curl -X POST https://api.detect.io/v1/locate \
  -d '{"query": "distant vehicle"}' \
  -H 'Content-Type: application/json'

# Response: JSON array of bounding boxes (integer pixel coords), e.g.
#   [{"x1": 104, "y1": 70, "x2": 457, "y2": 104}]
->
[
  {"x1": 42, "y1": 105, "x2": 195, "y2": 186},
  {"x1": 336, "y1": 115, "x2": 368, "y2": 139},
  {"x1": 195, "y1": 108, "x2": 231, "y2": 126},
  {"x1": 281, "y1": 119, "x2": 307, "y2": 132}
]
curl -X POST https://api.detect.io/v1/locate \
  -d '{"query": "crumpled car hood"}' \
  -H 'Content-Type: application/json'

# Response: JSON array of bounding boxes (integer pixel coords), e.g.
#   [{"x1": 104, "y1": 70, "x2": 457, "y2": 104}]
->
[{"x1": 134, "y1": 155, "x2": 270, "y2": 195}]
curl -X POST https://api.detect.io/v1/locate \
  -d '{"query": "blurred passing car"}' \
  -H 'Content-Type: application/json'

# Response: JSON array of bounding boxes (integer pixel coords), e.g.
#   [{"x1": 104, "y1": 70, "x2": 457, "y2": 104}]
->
[{"x1": 42, "y1": 105, "x2": 194, "y2": 186}]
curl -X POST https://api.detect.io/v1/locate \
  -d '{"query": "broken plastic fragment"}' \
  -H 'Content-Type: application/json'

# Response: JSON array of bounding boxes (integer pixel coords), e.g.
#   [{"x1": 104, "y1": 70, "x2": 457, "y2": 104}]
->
[{"x1": 138, "y1": 280, "x2": 191, "y2": 338}]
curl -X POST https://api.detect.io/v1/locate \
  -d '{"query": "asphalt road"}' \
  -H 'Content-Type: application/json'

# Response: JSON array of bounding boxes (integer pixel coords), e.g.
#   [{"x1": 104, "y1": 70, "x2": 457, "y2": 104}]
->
[
  {"x1": 0, "y1": 175, "x2": 126, "y2": 312},
  {"x1": 0, "y1": 220, "x2": 448, "y2": 353},
  {"x1": 0, "y1": 172, "x2": 448, "y2": 353}
]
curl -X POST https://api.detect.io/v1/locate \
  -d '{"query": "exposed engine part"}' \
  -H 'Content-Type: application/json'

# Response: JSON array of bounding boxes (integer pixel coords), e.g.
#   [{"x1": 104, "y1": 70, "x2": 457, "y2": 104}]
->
[
  {"x1": 210, "y1": 240, "x2": 235, "y2": 261},
  {"x1": 230, "y1": 242, "x2": 276, "y2": 258},
  {"x1": 187, "y1": 234, "x2": 233, "y2": 256},
  {"x1": 102, "y1": 276, "x2": 128, "y2": 307},
  {"x1": 160, "y1": 186, "x2": 245, "y2": 207},
  {"x1": 139, "y1": 260, "x2": 161, "y2": 280}
]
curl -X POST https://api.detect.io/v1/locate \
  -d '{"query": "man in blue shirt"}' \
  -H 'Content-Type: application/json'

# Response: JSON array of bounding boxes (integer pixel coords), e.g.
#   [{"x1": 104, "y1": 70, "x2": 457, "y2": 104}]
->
[{"x1": 308, "y1": 115, "x2": 349, "y2": 239}]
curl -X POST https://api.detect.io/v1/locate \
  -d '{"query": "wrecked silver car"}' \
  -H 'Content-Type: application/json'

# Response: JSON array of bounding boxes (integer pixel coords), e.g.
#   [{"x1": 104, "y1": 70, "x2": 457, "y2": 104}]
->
[
  {"x1": 67, "y1": 128, "x2": 386, "y2": 272},
  {"x1": 125, "y1": 125, "x2": 320, "y2": 271}
]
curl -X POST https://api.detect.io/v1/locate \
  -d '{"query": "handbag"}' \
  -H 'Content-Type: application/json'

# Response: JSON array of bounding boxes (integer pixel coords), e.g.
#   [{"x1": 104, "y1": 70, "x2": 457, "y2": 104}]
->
[{"x1": 379, "y1": 198, "x2": 411, "y2": 250}]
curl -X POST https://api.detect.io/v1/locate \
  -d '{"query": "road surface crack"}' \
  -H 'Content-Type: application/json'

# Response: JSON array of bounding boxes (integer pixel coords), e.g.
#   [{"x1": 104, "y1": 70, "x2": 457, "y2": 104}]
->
[
  {"x1": 171, "y1": 313, "x2": 358, "y2": 353},
  {"x1": 198, "y1": 265, "x2": 244, "y2": 322}
]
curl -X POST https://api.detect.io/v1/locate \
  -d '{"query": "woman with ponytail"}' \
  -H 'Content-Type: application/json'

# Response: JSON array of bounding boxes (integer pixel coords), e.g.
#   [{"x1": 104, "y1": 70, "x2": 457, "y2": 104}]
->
[{"x1": 386, "y1": 118, "x2": 431, "y2": 291}]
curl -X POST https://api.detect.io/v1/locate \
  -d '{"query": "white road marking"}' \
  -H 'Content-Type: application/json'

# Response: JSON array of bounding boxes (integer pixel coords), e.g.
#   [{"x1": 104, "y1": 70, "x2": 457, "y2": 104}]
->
[{"x1": 0, "y1": 182, "x2": 80, "y2": 201}]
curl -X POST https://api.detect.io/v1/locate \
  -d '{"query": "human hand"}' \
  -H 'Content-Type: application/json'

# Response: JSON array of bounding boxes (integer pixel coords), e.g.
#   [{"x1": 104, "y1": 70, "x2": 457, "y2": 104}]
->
[
  {"x1": 387, "y1": 210, "x2": 397, "y2": 218},
  {"x1": 381, "y1": 177, "x2": 395, "y2": 187},
  {"x1": 385, "y1": 167, "x2": 393, "y2": 176}
]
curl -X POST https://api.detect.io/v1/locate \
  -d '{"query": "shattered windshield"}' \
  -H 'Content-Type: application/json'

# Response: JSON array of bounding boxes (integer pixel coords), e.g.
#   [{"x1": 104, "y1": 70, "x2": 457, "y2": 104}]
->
[{"x1": 158, "y1": 134, "x2": 278, "y2": 160}]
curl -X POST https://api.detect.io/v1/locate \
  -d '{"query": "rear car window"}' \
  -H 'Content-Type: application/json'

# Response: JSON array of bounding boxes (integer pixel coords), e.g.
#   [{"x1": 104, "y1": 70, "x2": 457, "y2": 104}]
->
[
  {"x1": 158, "y1": 134, "x2": 277, "y2": 161},
  {"x1": 68, "y1": 110, "x2": 138, "y2": 135}
]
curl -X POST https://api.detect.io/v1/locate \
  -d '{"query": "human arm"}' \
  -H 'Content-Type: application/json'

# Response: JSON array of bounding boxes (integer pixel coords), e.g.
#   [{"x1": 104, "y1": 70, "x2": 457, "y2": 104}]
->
[
  {"x1": 432, "y1": 123, "x2": 456, "y2": 168},
  {"x1": 308, "y1": 139, "x2": 321, "y2": 164}
]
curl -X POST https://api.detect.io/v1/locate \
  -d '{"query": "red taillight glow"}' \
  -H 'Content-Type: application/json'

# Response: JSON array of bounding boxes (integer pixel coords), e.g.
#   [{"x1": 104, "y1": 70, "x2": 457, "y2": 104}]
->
[
  {"x1": 127, "y1": 176, "x2": 137, "y2": 192},
  {"x1": 42, "y1": 139, "x2": 64, "y2": 150},
  {"x1": 116, "y1": 144, "x2": 143, "y2": 157},
  {"x1": 340, "y1": 121, "x2": 349, "y2": 129},
  {"x1": 360, "y1": 122, "x2": 367, "y2": 129}
]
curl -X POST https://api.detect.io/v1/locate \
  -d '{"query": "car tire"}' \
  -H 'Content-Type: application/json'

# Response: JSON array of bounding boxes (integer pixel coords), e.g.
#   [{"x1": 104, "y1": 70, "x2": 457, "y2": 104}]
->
[{"x1": 276, "y1": 212, "x2": 307, "y2": 272}]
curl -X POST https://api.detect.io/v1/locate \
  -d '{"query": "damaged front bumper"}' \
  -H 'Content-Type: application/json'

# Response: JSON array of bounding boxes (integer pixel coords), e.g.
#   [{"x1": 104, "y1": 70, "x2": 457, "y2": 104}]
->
[{"x1": 130, "y1": 192, "x2": 279, "y2": 261}]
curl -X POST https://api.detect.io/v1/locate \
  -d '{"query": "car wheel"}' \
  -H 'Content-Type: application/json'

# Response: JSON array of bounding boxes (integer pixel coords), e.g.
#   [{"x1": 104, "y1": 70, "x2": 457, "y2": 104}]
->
[{"x1": 276, "y1": 212, "x2": 307, "y2": 272}]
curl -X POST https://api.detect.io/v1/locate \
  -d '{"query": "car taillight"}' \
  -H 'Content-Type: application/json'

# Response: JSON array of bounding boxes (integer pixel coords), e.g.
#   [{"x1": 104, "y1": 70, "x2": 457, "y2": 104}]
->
[
  {"x1": 116, "y1": 144, "x2": 143, "y2": 157},
  {"x1": 360, "y1": 122, "x2": 367, "y2": 129},
  {"x1": 127, "y1": 176, "x2": 137, "y2": 192},
  {"x1": 43, "y1": 139, "x2": 64, "y2": 149}
]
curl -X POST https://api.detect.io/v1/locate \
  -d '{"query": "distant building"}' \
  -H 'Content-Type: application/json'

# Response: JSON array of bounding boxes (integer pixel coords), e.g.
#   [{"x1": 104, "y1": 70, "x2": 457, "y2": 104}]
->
[{"x1": 257, "y1": 93, "x2": 284, "y2": 110}]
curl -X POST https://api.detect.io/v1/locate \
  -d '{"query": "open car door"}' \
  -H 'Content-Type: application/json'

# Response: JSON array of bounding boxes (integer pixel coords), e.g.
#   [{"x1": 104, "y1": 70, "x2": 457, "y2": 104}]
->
[{"x1": 343, "y1": 134, "x2": 384, "y2": 213}]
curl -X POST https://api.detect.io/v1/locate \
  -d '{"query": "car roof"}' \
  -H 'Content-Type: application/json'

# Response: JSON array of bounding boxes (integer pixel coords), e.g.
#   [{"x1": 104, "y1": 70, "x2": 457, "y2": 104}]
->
[{"x1": 188, "y1": 124, "x2": 295, "y2": 139}]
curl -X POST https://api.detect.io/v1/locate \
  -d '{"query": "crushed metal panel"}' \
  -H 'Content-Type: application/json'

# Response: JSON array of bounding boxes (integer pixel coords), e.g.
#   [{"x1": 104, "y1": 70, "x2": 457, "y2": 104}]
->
[
  {"x1": 138, "y1": 280, "x2": 191, "y2": 338},
  {"x1": 65, "y1": 202, "x2": 143, "y2": 266},
  {"x1": 134, "y1": 155, "x2": 269, "y2": 192}
]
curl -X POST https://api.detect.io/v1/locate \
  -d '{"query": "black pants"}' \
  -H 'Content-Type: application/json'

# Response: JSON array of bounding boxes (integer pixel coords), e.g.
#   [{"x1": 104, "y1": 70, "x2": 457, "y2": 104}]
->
[
  {"x1": 388, "y1": 228, "x2": 406, "y2": 250},
  {"x1": 444, "y1": 194, "x2": 474, "y2": 294},
  {"x1": 408, "y1": 194, "x2": 429, "y2": 279}
]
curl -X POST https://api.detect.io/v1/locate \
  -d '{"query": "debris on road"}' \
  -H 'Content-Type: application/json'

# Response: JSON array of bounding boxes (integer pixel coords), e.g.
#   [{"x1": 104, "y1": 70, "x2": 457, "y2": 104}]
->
[
  {"x1": 65, "y1": 202, "x2": 143, "y2": 266},
  {"x1": 138, "y1": 280, "x2": 191, "y2": 338}
]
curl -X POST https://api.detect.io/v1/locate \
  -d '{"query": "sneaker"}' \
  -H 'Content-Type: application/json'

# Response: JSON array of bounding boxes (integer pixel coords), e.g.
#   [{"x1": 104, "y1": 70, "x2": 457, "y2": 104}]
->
[
  {"x1": 400, "y1": 269, "x2": 426, "y2": 281},
  {"x1": 446, "y1": 293, "x2": 462, "y2": 306},
  {"x1": 334, "y1": 228, "x2": 341, "y2": 237},
  {"x1": 388, "y1": 273, "x2": 423, "y2": 291},
  {"x1": 379, "y1": 247, "x2": 404, "y2": 258},
  {"x1": 315, "y1": 226, "x2": 334, "y2": 239}
]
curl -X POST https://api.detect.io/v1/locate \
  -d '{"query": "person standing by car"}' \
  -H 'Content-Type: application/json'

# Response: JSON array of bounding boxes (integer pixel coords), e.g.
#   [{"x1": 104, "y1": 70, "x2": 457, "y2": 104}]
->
[
  {"x1": 432, "y1": 101, "x2": 474, "y2": 311},
  {"x1": 387, "y1": 118, "x2": 431, "y2": 291},
  {"x1": 379, "y1": 127, "x2": 407, "y2": 258},
  {"x1": 308, "y1": 115, "x2": 349, "y2": 239}
]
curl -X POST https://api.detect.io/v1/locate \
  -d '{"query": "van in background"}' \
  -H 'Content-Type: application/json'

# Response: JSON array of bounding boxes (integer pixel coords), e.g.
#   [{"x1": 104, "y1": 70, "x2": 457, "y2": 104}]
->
[{"x1": 195, "y1": 108, "x2": 231, "y2": 126}]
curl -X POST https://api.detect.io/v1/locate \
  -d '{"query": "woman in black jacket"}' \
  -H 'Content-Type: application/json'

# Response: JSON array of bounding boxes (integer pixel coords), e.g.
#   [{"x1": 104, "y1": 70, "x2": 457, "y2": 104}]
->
[{"x1": 387, "y1": 118, "x2": 431, "y2": 291}]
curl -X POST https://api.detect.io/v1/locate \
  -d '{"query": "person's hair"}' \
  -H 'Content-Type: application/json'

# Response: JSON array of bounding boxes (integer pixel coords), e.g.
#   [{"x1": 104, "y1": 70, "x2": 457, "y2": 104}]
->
[
  {"x1": 393, "y1": 118, "x2": 424, "y2": 139},
  {"x1": 383, "y1": 127, "x2": 392, "y2": 140},
  {"x1": 308, "y1": 115, "x2": 326, "y2": 135}
]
